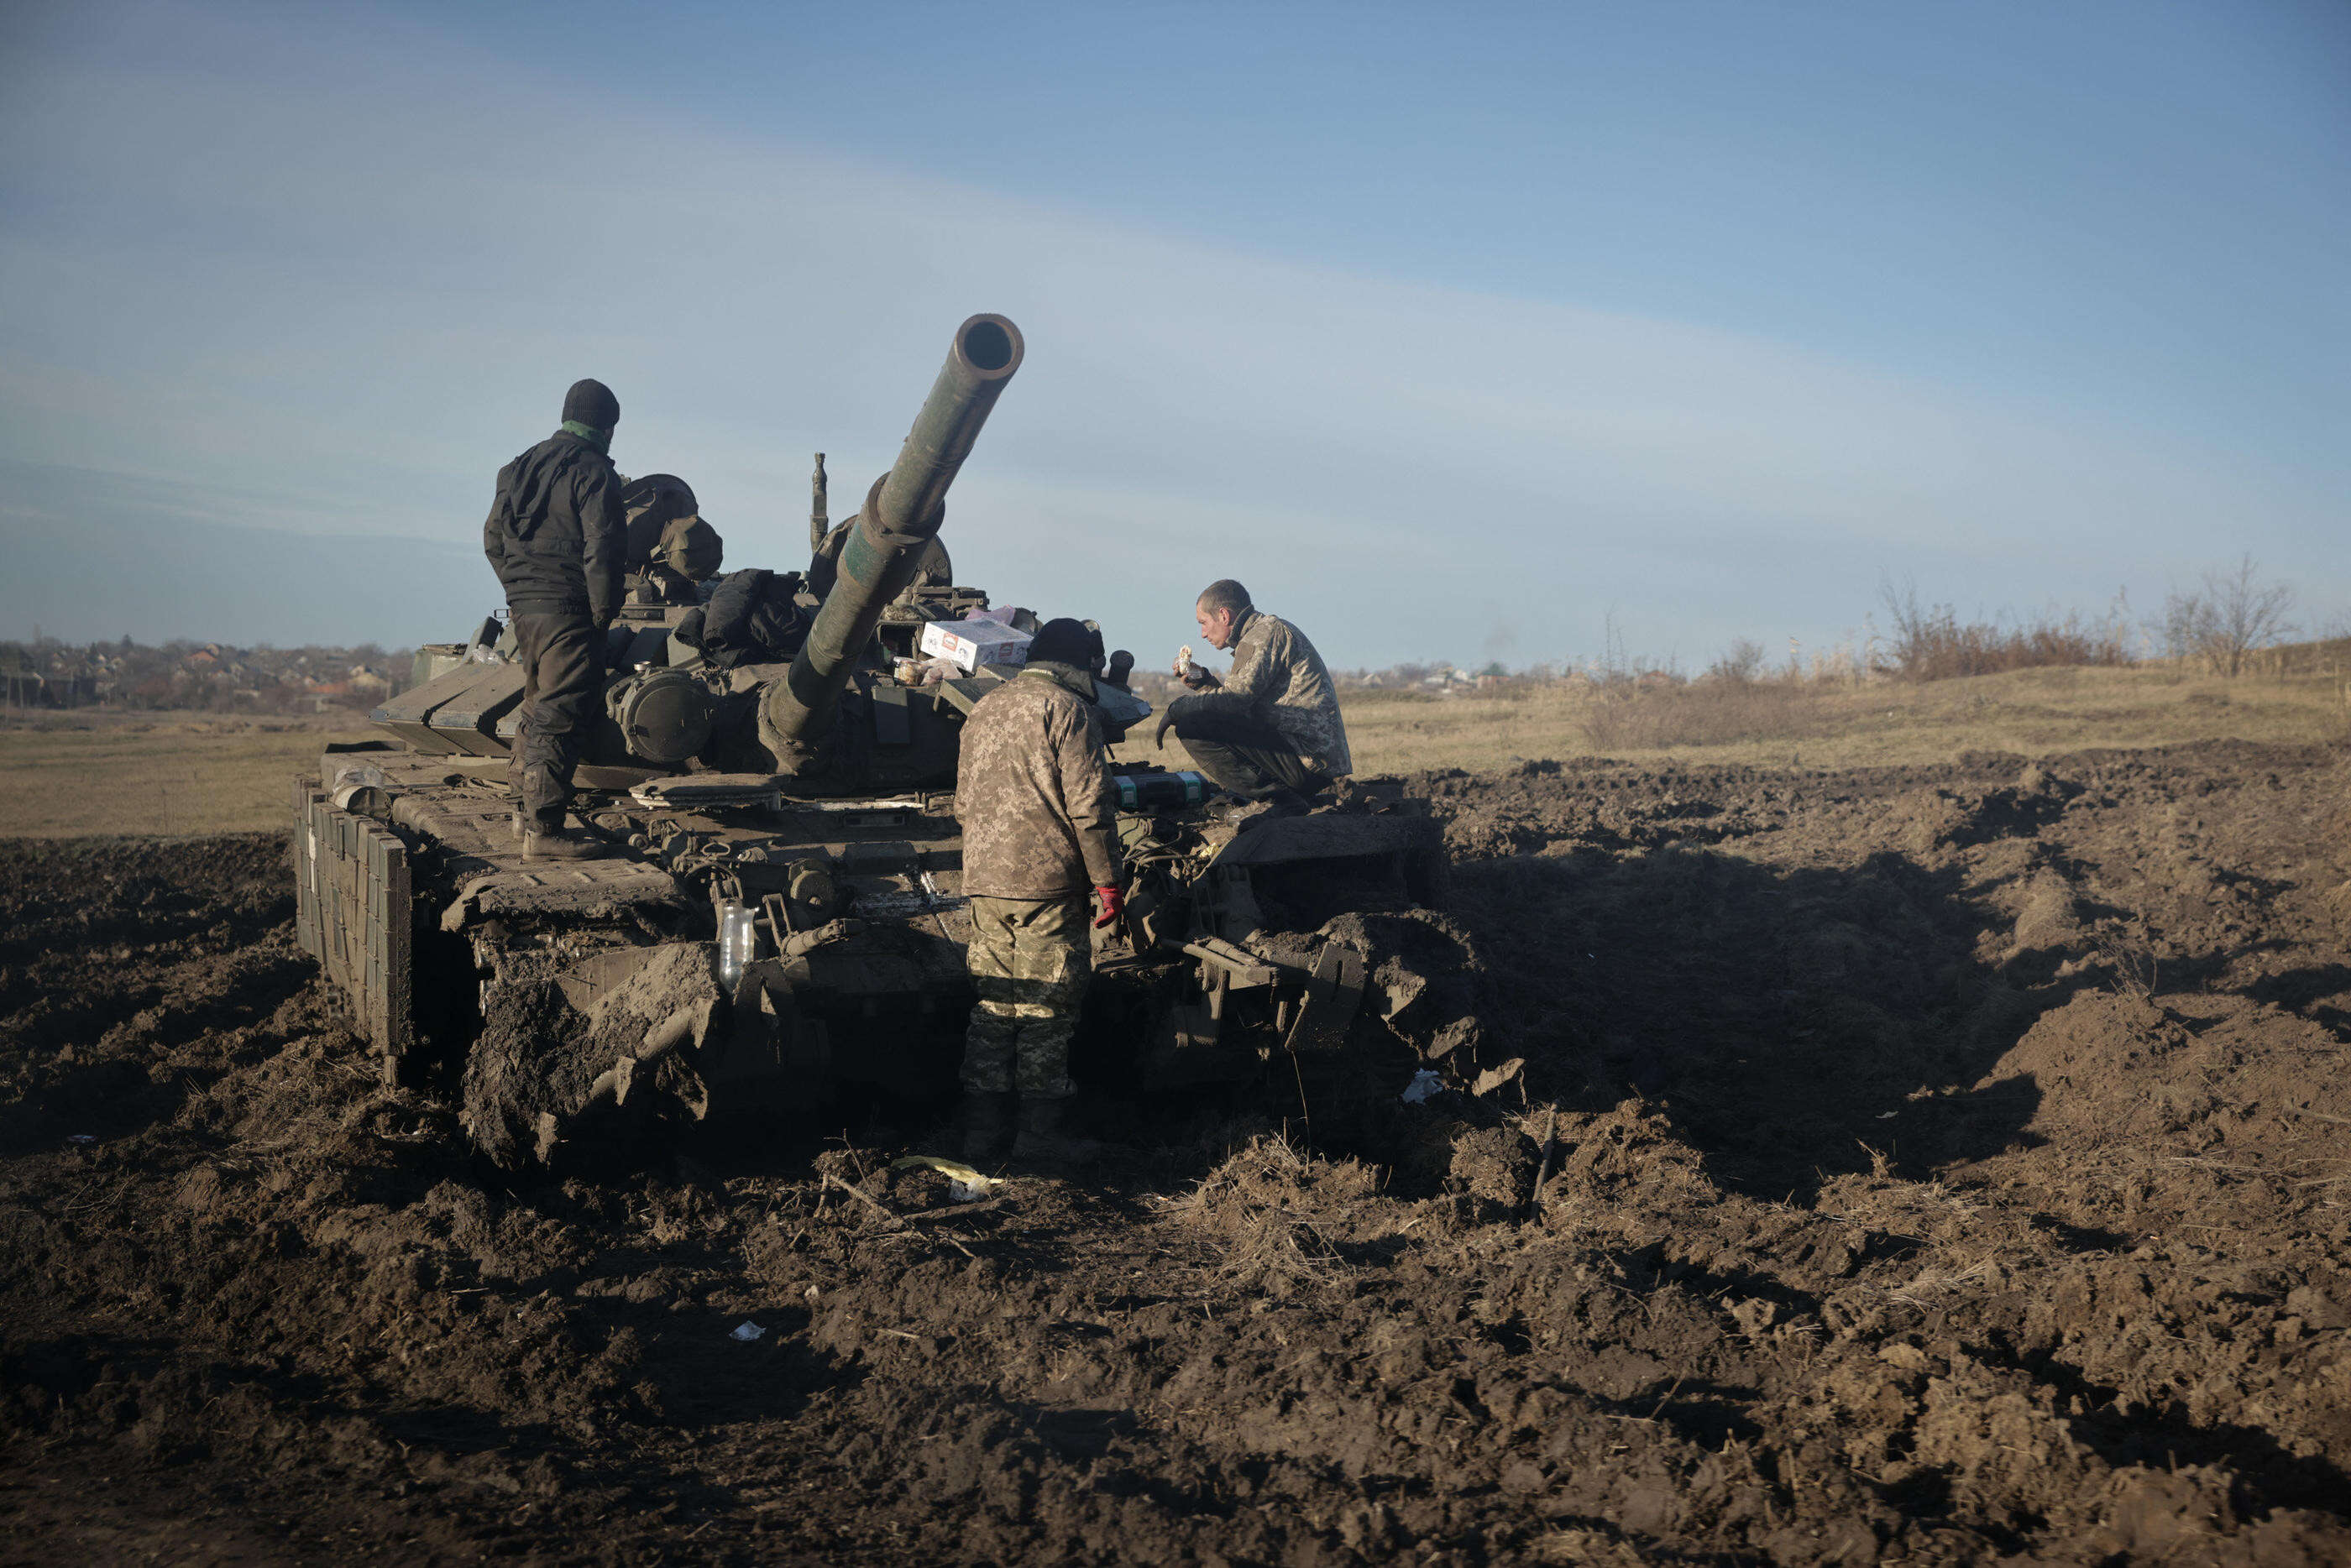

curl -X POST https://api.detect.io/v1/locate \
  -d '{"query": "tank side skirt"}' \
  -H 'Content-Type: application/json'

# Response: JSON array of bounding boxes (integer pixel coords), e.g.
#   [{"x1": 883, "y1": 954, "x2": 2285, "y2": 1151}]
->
[{"x1": 295, "y1": 783, "x2": 416, "y2": 1076}]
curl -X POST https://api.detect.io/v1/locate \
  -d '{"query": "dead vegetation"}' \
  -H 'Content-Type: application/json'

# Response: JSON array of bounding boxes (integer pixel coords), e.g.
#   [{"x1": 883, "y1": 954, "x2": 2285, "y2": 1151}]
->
[
  {"x1": 0, "y1": 713, "x2": 376, "y2": 838},
  {"x1": 1325, "y1": 659, "x2": 2351, "y2": 776},
  {"x1": 1579, "y1": 672, "x2": 1830, "y2": 750},
  {"x1": 1160, "y1": 1129, "x2": 1380, "y2": 1295},
  {"x1": 2161, "y1": 554, "x2": 2299, "y2": 678},
  {"x1": 1333, "y1": 564, "x2": 2328, "y2": 773},
  {"x1": 1876, "y1": 576, "x2": 2137, "y2": 682}
]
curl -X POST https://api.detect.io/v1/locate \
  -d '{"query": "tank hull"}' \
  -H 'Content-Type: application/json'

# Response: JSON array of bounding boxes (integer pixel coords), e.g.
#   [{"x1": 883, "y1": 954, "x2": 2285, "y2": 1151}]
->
[{"x1": 295, "y1": 750, "x2": 1472, "y2": 1167}]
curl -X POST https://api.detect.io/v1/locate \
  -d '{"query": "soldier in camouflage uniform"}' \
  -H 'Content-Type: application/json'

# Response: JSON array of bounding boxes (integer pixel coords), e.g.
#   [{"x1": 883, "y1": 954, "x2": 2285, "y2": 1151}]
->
[
  {"x1": 953, "y1": 618, "x2": 1125, "y2": 1160},
  {"x1": 1160, "y1": 578, "x2": 1352, "y2": 813}
]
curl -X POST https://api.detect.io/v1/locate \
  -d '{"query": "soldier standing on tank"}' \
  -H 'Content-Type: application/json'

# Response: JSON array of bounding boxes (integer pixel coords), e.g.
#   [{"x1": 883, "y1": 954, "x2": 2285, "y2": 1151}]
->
[
  {"x1": 953, "y1": 618, "x2": 1125, "y2": 1162},
  {"x1": 1159, "y1": 578, "x2": 1352, "y2": 814},
  {"x1": 481, "y1": 379, "x2": 626, "y2": 860}
]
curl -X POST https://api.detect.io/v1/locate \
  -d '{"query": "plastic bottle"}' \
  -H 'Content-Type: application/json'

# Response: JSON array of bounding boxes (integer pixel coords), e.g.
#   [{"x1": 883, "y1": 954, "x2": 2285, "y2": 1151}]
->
[{"x1": 717, "y1": 902, "x2": 759, "y2": 990}]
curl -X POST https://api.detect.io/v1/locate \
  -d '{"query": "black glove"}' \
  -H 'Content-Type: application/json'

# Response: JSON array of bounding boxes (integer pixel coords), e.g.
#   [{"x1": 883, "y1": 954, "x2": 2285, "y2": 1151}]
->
[
  {"x1": 1165, "y1": 691, "x2": 1265, "y2": 731},
  {"x1": 1156, "y1": 691, "x2": 1223, "y2": 750}
]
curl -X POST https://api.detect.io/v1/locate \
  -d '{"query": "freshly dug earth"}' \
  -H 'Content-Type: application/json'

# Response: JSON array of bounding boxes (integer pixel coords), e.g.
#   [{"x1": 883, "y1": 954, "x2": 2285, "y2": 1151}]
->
[{"x1": 5, "y1": 740, "x2": 2350, "y2": 1565}]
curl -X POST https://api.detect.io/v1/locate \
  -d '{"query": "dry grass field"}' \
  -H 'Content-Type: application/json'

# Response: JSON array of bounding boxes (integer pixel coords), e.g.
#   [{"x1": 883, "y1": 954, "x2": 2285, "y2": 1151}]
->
[
  {"x1": 2, "y1": 663, "x2": 2344, "y2": 838},
  {"x1": 1164, "y1": 662, "x2": 2351, "y2": 776},
  {"x1": 0, "y1": 712, "x2": 374, "y2": 838}
]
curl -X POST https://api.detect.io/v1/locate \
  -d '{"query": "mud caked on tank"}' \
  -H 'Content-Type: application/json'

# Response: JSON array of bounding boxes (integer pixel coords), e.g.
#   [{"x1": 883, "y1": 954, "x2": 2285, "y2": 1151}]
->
[{"x1": 292, "y1": 315, "x2": 1484, "y2": 1167}]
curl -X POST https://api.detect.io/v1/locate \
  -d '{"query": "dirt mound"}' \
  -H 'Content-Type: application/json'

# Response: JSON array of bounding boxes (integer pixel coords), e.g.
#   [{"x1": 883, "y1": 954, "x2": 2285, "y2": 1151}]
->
[
  {"x1": 5, "y1": 741, "x2": 2351, "y2": 1563},
  {"x1": 463, "y1": 940, "x2": 725, "y2": 1168}
]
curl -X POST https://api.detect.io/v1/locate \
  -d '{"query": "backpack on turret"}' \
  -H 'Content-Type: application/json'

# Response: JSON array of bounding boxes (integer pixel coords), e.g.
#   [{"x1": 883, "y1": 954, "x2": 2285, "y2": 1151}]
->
[{"x1": 681, "y1": 568, "x2": 809, "y2": 668}]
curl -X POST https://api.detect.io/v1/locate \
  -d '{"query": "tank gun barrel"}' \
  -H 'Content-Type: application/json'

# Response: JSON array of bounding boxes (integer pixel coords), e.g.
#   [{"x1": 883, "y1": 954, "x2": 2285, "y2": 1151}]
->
[{"x1": 763, "y1": 314, "x2": 1024, "y2": 765}]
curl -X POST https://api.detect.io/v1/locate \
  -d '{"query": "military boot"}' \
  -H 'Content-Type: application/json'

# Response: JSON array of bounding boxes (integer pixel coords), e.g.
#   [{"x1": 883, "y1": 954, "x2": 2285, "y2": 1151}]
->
[
  {"x1": 1011, "y1": 1096, "x2": 1102, "y2": 1165},
  {"x1": 1261, "y1": 788, "x2": 1312, "y2": 819},
  {"x1": 957, "y1": 1090, "x2": 1015, "y2": 1165},
  {"x1": 523, "y1": 826, "x2": 605, "y2": 861}
]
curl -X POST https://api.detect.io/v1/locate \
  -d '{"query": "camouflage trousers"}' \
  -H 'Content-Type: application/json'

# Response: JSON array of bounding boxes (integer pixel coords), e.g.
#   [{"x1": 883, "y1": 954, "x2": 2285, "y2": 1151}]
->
[{"x1": 961, "y1": 894, "x2": 1091, "y2": 1100}]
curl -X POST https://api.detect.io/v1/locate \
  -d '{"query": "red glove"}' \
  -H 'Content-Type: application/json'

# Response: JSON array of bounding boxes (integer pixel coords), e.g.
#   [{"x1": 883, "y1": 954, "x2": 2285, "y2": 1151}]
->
[{"x1": 1092, "y1": 884, "x2": 1125, "y2": 929}]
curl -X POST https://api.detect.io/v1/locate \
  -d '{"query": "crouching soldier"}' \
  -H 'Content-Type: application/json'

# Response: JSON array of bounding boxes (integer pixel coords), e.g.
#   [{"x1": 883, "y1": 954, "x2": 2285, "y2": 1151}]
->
[
  {"x1": 1160, "y1": 578, "x2": 1351, "y2": 814},
  {"x1": 953, "y1": 618, "x2": 1124, "y2": 1162}
]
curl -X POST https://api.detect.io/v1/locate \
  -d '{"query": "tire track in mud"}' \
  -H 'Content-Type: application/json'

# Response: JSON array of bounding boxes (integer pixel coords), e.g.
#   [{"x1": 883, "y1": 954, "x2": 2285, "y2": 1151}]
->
[{"x1": 3, "y1": 741, "x2": 2349, "y2": 1565}]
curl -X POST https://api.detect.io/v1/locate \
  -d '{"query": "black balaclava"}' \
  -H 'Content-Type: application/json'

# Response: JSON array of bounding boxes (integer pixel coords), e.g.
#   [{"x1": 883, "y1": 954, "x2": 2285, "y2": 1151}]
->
[
  {"x1": 561, "y1": 379, "x2": 620, "y2": 442},
  {"x1": 1025, "y1": 618, "x2": 1097, "y2": 669}
]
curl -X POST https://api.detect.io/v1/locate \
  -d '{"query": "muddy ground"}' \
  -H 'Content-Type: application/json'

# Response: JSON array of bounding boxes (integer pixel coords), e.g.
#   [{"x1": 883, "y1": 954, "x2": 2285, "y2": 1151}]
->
[{"x1": 4, "y1": 740, "x2": 2349, "y2": 1565}]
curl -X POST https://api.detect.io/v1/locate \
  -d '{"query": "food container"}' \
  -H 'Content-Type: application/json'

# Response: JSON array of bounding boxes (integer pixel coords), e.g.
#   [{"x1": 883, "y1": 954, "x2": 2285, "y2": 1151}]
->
[{"x1": 919, "y1": 618, "x2": 1033, "y2": 673}]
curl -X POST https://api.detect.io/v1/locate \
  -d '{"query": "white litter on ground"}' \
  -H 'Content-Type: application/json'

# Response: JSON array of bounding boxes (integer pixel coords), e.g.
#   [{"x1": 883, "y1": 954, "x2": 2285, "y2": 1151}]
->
[{"x1": 891, "y1": 1153, "x2": 1004, "y2": 1200}]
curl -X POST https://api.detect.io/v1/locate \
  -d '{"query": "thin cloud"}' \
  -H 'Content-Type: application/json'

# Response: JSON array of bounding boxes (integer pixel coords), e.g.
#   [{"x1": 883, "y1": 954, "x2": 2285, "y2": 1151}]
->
[{"x1": 1, "y1": 3, "x2": 2338, "y2": 663}]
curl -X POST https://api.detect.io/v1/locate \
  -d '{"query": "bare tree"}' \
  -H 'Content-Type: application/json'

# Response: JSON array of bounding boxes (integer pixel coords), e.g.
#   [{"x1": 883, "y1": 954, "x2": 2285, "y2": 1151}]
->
[
  {"x1": 2161, "y1": 555, "x2": 2294, "y2": 678},
  {"x1": 1707, "y1": 638, "x2": 1766, "y2": 684},
  {"x1": 2158, "y1": 588, "x2": 2206, "y2": 664}
]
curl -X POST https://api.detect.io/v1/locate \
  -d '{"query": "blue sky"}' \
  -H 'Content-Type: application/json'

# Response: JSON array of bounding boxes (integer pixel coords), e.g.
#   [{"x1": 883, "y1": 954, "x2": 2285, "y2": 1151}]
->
[{"x1": 2, "y1": 0, "x2": 2343, "y2": 667}]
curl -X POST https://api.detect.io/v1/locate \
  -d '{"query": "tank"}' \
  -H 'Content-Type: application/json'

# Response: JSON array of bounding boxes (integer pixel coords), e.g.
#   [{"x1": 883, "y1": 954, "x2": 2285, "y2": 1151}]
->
[{"x1": 292, "y1": 314, "x2": 1485, "y2": 1168}]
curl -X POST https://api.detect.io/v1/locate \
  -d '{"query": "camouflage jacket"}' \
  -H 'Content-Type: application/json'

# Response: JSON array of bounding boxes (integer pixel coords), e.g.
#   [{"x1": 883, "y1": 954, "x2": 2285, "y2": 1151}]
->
[
  {"x1": 1222, "y1": 609, "x2": 1353, "y2": 776},
  {"x1": 955, "y1": 661, "x2": 1123, "y2": 901}
]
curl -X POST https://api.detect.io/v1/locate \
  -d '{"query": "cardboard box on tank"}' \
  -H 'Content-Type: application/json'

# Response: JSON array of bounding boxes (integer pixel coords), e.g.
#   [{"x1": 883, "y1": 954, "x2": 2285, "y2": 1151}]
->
[{"x1": 918, "y1": 619, "x2": 1032, "y2": 672}]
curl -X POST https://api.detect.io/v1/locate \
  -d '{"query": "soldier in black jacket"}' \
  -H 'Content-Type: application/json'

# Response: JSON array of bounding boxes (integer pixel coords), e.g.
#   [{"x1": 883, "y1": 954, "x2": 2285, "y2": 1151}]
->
[{"x1": 481, "y1": 379, "x2": 626, "y2": 860}]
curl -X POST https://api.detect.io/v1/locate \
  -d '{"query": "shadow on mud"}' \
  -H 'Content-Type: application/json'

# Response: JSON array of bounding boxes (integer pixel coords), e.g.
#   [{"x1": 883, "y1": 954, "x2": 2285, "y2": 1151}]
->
[
  {"x1": 2248, "y1": 962, "x2": 2351, "y2": 1035},
  {"x1": 1454, "y1": 844, "x2": 2083, "y2": 1201},
  {"x1": 0, "y1": 952, "x2": 317, "y2": 1150}
]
